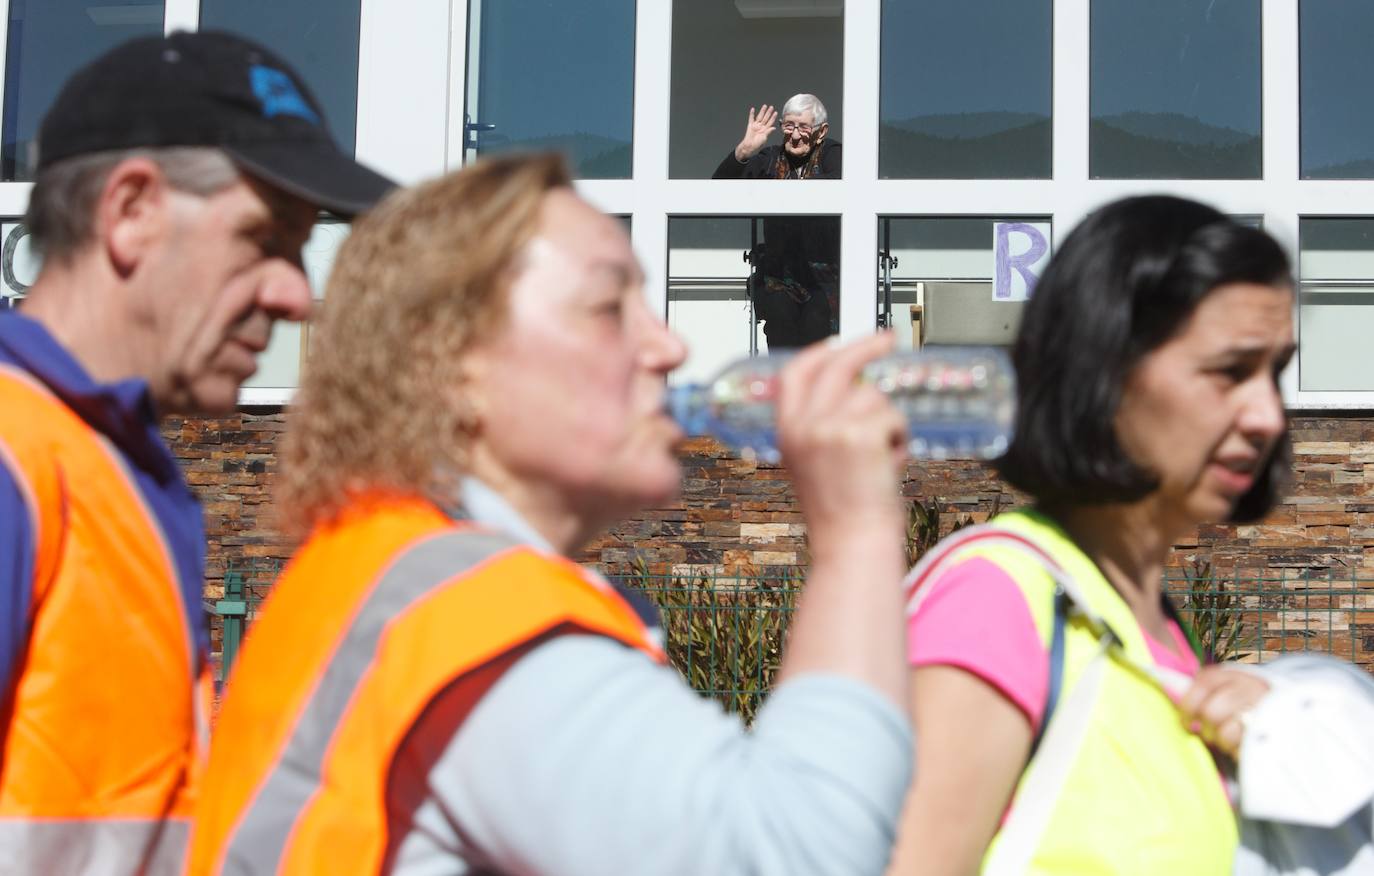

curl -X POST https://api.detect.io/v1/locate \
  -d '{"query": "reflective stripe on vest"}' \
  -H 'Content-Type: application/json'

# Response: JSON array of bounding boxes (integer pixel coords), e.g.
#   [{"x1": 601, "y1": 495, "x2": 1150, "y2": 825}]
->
[
  {"x1": 224, "y1": 530, "x2": 517, "y2": 870},
  {"x1": 191, "y1": 496, "x2": 662, "y2": 875},
  {"x1": 905, "y1": 509, "x2": 1238, "y2": 874},
  {"x1": 0, "y1": 817, "x2": 189, "y2": 875}
]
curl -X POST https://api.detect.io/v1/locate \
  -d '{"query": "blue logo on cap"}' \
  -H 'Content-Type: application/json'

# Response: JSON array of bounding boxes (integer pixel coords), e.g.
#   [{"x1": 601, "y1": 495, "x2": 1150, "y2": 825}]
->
[{"x1": 250, "y1": 65, "x2": 320, "y2": 125}]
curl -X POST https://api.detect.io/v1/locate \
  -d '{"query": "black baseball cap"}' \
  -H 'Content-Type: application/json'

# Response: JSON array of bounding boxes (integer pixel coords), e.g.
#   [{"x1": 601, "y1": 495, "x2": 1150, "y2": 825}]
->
[{"x1": 35, "y1": 30, "x2": 394, "y2": 218}]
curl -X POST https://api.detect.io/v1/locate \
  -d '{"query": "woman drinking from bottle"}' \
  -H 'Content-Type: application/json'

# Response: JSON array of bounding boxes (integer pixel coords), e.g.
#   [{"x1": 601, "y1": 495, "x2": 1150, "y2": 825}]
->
[{"x1": 190, "y1": 154, "x2": 915, "y2": 875}]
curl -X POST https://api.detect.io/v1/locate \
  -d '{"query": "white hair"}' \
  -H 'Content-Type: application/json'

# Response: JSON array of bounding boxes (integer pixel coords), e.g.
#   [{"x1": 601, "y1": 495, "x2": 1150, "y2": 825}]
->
[{"x1": 781, "y1": 93, "x2": 828, "y2": 127}]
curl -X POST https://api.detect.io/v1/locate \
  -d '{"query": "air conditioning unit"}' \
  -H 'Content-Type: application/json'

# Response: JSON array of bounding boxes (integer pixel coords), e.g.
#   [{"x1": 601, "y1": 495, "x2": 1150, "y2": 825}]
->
[
  {"x1": 735, "y1": 0, "x2": 843, "y2": 19},
  {"x1": 922, "y1": 282, "x2": 1025, "y2": 346}
]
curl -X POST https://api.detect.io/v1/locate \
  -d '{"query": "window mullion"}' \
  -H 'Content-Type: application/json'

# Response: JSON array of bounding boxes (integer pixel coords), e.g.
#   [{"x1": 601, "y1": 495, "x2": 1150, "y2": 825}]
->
[
  {"x1": 355, "y1": 0, "x2": 448, "y2": 184},
  {"x1": 1265, "y1": 0, "x2": 1300, "y2": 408},
  {"x1": 837, "y1": 0, "x2": 880, "y2": 338},
  {"x1": 444, "y1": 0, "x2": 470, "y2": 171},
  {"x1": 631, "y1": 0, "x2": 673, "y2": 316},
  {"x1": 1052, "y1": 0, "x2": 1091, "y2": 246},
  {"x1": 164, "y1": 0, "x2": 199, "y2": 33}
]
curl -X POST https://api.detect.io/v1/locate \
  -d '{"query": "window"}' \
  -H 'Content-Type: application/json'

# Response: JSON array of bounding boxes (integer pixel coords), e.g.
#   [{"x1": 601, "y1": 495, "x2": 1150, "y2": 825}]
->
[
  {"x1": 668, "y1": 215, "x2": 840, "y2": 384},
  {"x1": 670, "y1": 0, "x2": 842, "y2": 179},
  {"x1": 878, "y1": 217, "x2": 1051, "y2": 349},
  {"x1": 1298, "y1": 218, "x2": 1374, "y2": 392},
  {"x1": 464, "y1": 0, "x2": 634, "y2": 178},
  {"x1": 1, "y1": 0, "x2": 165, "y2": 180},
  {"x1": 199, "y1": 0, "x2": 362, "y2": 153},
  {"x1": 667, "y1": 217, "x2": 754, "y2": 385},
  {"x1": 1090, "y1": 0, "x2": 1261, "y2": 179},
  {"x1": 242, "y1": 219, "x2": 348, "y2": 391},
  {"x1": 880, "y1": 0, "x2": 1051, "y2": 179},
  {"x1": 0, "y1": 1, "x2": 1335, "y2": 405},
  {"x1": 1300, "y1": 0, "x2": 1374, "y2": 179}
]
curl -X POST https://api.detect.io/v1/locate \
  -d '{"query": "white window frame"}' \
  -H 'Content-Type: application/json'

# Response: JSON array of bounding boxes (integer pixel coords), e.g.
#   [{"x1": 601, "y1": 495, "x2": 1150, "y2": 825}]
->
[
  {"x1": 0, "y1": 1, "x2": 1369, "y2": 409},
  {"x1": 234, "y1": 0, "x2": 451, "y2": 404},
  {"x1": 525, "y1": 0, "x2": 1363, "y2": 409},
  {"x1": 559, "y1": 0, "x2": 1363, "y2": 411},
  {"x1": 239, "y1": 0, "x2": 451, "y2": 404},
  {"x1": 0, "y1": 0, "x2": 450, "y2": 405}
]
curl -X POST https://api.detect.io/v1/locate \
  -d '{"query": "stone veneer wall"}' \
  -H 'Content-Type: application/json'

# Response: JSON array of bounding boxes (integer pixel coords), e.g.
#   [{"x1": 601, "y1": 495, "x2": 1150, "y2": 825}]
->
[
  {"x1": 163, "y1": 409, "x2": 289, "y2": 604},
  {"x1": 171, "y1": 413, "x2": 1374, "y2": 664}
]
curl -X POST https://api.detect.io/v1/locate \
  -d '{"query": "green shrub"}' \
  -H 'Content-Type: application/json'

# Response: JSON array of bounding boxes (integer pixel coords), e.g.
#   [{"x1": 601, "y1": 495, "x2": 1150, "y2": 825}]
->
[
  {"x1": 1174, "y1": 559, "x2": 1254, "y2": 663},
  {"x1": 620, "y1": 497, "x2": 991, "y2": 723},
  {"x1": 623, "y1": 559, "x2": 799, "y2": 724}
]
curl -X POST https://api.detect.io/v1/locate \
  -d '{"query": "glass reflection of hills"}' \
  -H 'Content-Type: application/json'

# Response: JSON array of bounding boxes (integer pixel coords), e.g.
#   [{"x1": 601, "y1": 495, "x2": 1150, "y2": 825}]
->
[
  {"x1": 1306, "y1": 160, "x2": 1374, "y2": 180},
  {"x1": 474, "y1": 132, "x2": 631, "y2": 180},
  {"x1": 1090, "y1": 112, "x2": 1260, "y2": 179},
  {"x1": 880, "y1": 110, "x2": 1263, "y2": 180},
  {"x1": 881, "y1": 112, "x2": 1050, "y2": 179}
]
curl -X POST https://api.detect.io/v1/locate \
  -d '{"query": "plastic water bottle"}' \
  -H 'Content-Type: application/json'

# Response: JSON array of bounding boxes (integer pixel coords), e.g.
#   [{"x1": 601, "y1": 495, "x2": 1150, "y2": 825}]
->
[{"x1": 667, "y1": 346, "x2": 1015, "y2": 462}]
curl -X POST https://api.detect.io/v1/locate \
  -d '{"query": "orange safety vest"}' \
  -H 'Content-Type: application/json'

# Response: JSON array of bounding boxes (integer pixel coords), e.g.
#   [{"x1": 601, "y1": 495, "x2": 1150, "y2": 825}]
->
[
  {"x1": 0, "y1": 363, "x2": 212, "y2": 873},
  {"x1": 189, "y1": 494, "x2": 664, "y2": 874}
]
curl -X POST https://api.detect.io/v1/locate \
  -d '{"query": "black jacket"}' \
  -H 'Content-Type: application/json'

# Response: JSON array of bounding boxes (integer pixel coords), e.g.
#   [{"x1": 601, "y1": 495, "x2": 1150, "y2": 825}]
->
[
  {"x1": 708, "y1": 140, "x2": 843, "y2": 348},
  {"x1": 711, "y1": 140, "x2": 843, "y2": 180}
]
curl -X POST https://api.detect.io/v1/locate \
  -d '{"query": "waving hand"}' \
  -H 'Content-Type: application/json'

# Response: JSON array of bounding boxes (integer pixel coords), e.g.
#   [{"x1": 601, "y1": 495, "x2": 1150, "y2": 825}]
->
[{"x1": 734, "y1": 104, "x2": 778, "y2": 163}]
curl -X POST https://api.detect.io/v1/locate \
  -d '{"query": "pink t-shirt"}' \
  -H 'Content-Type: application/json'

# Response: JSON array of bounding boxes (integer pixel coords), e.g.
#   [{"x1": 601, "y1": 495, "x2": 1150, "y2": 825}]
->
[{"x1": 907, "y1": 556, "x2": 1200, "y2": 732}]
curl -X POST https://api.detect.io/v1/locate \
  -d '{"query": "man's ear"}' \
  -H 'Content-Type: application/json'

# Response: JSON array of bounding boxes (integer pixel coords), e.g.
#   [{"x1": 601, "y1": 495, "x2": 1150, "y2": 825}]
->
[
  {"x1": 97, "y1": 157, "x2": 172, "y2": 278},
  {"x1": 815, "y1": 122, "x2": 830, "y2": 144}
]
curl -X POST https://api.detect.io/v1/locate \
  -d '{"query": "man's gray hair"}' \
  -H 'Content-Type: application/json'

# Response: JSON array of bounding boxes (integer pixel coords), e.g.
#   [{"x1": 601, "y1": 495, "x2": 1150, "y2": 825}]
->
[
  {"x1": 25, "y1": 146, "x2": 240, "y2": 263},
  {"x1": 781, "y1": 93, "x2": 828, "y2": 128}
]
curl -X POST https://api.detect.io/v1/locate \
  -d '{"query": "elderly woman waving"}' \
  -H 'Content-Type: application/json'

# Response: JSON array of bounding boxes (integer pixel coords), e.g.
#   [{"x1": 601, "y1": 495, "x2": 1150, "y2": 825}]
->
[
  {"x1": 714, "y1": 93, "x2": 841, "y2": 350},
  {"x1": 714, "y1": 93, "x2": 841, "y2": 180}
]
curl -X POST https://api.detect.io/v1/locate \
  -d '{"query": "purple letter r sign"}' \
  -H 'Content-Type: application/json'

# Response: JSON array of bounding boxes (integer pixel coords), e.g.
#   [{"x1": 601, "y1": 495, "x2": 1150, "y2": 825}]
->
[{"x1": 994, "y1": 222, "x2": 1049, "y2": 302}]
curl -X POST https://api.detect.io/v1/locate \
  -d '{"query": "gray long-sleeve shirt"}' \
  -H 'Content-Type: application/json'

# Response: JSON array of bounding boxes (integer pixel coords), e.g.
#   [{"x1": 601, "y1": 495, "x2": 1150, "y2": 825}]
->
[
  {"x1": 389, "y1": 639, "x2": 913, "y2": 875},
  {"x1": 382, "y1": 480, "x2": 915, "y2": 874}
]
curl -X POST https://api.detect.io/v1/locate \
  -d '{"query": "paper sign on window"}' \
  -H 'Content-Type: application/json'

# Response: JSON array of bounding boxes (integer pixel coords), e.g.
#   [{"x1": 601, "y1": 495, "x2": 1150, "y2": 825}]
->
[
  {"x1": 1, "y1": 223, "x2": 39, "y2": 301},
  {"x1": 992, "y1": 221, "x2": 1051, "y2": 302}
]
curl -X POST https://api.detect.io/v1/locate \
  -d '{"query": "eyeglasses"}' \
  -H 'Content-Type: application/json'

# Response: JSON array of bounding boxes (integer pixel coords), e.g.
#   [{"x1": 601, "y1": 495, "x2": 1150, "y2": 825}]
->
[{"x1": 780, "y1": 122, "x2": 815, "y2": 135}]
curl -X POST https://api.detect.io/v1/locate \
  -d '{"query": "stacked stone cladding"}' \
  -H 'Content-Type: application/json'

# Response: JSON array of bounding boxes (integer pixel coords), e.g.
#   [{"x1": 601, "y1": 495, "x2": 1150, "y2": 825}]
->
[
  {"x1": 162, "y1": 409, "x2": 288, "y2": 606},
  {"x1": 167, "y1": 413, "x2": 1374, "y2": 666}
]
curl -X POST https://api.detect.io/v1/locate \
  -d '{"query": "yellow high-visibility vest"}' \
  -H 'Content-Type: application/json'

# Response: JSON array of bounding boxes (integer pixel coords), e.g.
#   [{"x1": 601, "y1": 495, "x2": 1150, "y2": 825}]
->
[{"x1": 907, "y1": 508, "x2": 1238, "y2": 875}]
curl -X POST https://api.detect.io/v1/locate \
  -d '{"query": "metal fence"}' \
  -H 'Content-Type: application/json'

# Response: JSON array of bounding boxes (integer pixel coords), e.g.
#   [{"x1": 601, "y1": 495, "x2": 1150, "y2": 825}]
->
[
  {"x1": 208, "y1": 562, "x2": 1374, "y2": 721},
  {"x1": 1164, "y1": 566, "x2": 1374, "y2": 669}
]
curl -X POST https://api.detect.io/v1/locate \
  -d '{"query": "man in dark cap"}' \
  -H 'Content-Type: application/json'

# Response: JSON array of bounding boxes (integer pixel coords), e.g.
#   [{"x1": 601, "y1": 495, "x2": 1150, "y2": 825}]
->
[{"x1": 0, "y1": 31, "x2": 392, "y2": 873}]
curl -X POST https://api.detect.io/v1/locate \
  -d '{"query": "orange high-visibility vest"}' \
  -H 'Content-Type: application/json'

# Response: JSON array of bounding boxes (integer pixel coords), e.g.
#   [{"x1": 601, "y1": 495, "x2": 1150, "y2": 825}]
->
[
  {"x1": 189, "y1": 494, "x2": 664, "y2": 875},
  {"x1": 0, "y1": 363, "x2": 212, "y2": 874}
]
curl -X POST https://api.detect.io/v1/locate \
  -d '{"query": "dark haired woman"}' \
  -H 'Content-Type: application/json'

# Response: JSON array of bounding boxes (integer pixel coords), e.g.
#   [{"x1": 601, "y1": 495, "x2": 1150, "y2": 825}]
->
[
  {"x1": 889, "y1": 195, "x2": 1295, "y2": 875},
  {"x1": 713, "y1": 94, "x2": 841, "y2": 349}
]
